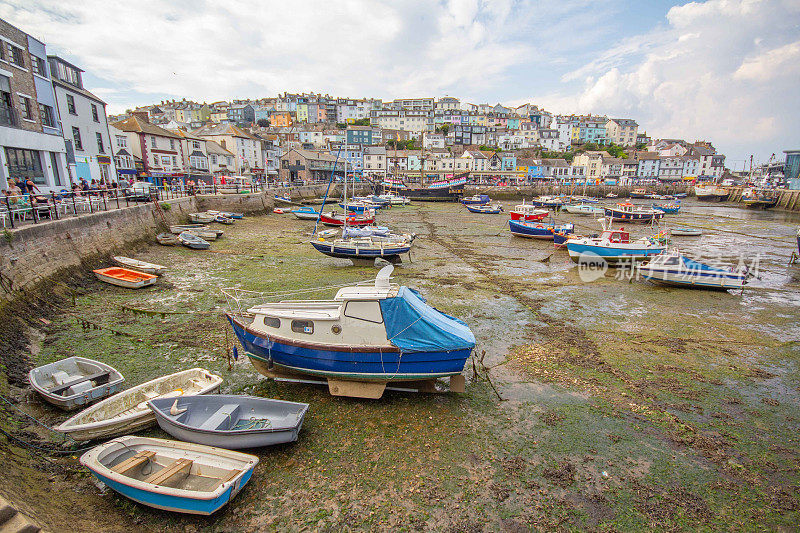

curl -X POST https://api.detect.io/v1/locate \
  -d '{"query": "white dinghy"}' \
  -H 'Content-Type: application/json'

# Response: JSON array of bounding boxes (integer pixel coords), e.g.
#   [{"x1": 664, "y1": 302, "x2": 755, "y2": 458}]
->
[
  {"x1": 55, "y1": 368, "x2": 223, "y2": 441},
  {"x1": 112, "y1": 256, "x2": 167, "y2": 275}
]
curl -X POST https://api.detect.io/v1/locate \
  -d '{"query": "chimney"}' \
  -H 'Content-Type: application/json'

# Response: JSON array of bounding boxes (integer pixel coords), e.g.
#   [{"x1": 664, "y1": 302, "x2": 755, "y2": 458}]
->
[{"x1": 132, "y1": 111, "x2": 150, "y2": 123}]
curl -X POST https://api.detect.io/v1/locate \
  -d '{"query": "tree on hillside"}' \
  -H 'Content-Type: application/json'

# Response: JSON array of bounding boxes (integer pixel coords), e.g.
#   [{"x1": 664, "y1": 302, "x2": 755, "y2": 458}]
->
[
  {"x1": 256, "y1": 118, "x2": 270, "y2": 127},
  {"x1": 436, "y1": 124, "x2": 450, "y2": 135},
  {"x1": 353, "y1": 118, "x2": 371, "y2": 126}
]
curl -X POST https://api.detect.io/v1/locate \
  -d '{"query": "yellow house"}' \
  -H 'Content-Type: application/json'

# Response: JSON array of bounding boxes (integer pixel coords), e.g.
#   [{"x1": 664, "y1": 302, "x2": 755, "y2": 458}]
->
[{"x1": 296, "y1": 104, "x2": 309, "y2": 123}]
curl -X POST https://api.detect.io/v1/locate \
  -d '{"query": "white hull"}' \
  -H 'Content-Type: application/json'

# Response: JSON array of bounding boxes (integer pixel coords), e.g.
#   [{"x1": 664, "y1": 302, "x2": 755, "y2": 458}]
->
[
  {"x1": 112, "y1": 256, "x2": 166, "y2": 275},
  {"x1": 95, "y1": 272, "x2": 157, "y2": 289},
  {"x1": 55, "y1": 368, "x2": 223, "y2": 441}
]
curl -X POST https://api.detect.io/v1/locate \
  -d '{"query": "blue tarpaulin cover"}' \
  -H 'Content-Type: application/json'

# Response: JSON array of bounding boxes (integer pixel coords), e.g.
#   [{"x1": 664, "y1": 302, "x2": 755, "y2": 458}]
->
[{"x1": 379, "y1": 287, "x2": 476, "y2": 353}]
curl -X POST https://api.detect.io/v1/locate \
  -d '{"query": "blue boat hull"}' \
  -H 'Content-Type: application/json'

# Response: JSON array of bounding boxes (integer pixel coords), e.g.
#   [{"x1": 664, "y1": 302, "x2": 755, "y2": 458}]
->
[
  {"x1": 604, "y1": 209, "x2": 665, "y2": 222},
  {"x1": 310, "y1": 240, "x2": 410, "y2": 259},
  {"x1": 88, "y1": 467, "x2": 254, "y2": 515},
  {"x1": 466, "y1": 205, "x2": 501, "y2": 214},
  {"x1": 567, "y1": 242, "x2": 664, "y2": 261},
  {"x1": 227, "y1": 315, "x2": 471, "y2": 381},
  {"x1": 509, "y1": 220, "x2": 572, "y2": 240}
]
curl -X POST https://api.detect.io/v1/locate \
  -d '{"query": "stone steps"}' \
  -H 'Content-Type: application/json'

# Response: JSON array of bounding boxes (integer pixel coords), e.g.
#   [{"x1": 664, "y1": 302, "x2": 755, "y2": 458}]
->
[{"x1": 0, "y1": 496, "x2": 40, "y2": 533}]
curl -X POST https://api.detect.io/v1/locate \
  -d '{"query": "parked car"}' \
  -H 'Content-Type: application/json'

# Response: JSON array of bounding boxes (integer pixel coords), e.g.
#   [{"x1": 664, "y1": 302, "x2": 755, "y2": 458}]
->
[{"x1": 123, "y1": 181, "x2": 158, "y2": 202}]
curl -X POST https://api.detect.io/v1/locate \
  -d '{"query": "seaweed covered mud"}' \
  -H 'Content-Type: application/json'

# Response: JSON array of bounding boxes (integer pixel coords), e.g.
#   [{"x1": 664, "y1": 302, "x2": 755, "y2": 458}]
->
[{"x1": 2, "y1": 199, "x2": 800, "y2": 531}]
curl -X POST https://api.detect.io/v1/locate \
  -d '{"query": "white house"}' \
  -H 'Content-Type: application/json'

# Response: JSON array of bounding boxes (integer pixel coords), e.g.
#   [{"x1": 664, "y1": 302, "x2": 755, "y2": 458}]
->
[{"x1": 193, "y1": 123, "x2": 264, "y2": 178}]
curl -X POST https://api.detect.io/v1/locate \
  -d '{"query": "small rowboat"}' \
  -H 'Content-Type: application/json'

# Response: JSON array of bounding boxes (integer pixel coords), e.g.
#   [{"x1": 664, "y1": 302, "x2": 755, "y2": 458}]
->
[
  {"x1": 213, "y1": 214, "x2": 234, "y2": 225},
  {"x1": 169, "y1": 224, "x2": 207, "y2": 234},
  {"x1": 55, "y1": 368, "x2": 223, "y2": 441},
  {"x1": 206, "y1": 210, "x2": 243, "y2": 219},
  {"x1": 185, "y1": 229, "x2": 218, "y2": 241},
  {"x1": 273, "y1": 208, "x2": 289, "y2": 214},
  {"x1": 94, "y1": 267, "x2": 157, "y2": 289},
  {"x1": 80, "y1": 436, "x2": 257, "y2": 515},
  {"x1": 178, "y1": 232, "x2": 210, "y2": 250},
  {"x1": 292, "y1": 207, "x2": 320, "y2": 220},
  {"x1": 148, "y1": 395, "x2": 309, "y2": 449},
  {"x1": 156, "y1": 233, "x2": 180, "y2": 246},
  {"x1": 188, "y1": 213, "x2": 215, "y2": 224},
  {"x1": 29, "y1": 357, "x2": 125, "y2": 410},
  {"x1": 670, "y1": 227, "x2": 702, "y2": 237},
  {"x1": 466, "y1": 204, "x2": 503, "y2": 214},
  {"x1": 274, "y1": 194, "x2": 293, "y2": 205},
  {"x1": 112, "y1": 256, "x2": 166, "y2": 275}
]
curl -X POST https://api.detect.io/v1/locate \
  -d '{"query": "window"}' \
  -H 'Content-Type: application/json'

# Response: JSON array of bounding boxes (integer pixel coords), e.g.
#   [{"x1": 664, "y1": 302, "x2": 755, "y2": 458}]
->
[
  {"x1": 211, "y1": 154, "x2": 218, "y2": 164},
  {"x1": 72, "y1": 127, "x2": 83, "y2": 150},
  {"x1": 50, "y1": 152, "x2": 62, "y2": 186},
  {"x1": 161, "y1": 155, "x2": 171, "y2": 167},
  {"x1": 8, "y1": 45, "x2": 24, "y2": 67},
  {"x1": 38, "y1": 104, "x2": 56, "y2": 128},
  {"x1": 66, "y1": 94, "x2": 76, "y2": 114},
  {"x1": 191, "y1": 141, "x2": 200, "y2": 150},
  {"x1": 116, "y1": 135, "x2": 127, "y2": 148},
  {"x1": 291, "y1": 320, "x2": 314, "y2": 334},
  {"x1": 5, "y1": 148, "x2": 44, "y2": 184},
  {"x1": 172, "y1": 156, "x2": 177, "y2": 166},
  {"x1": 96, "y1": 132, "x2": 105, "y2": 153},
  {"x1": 91, "y1": 104, "x2": 99, "y2": 122},
  {"x1": 18, "y1": 95, "x2": 33, "y2": 120},
  {"x1": 30, "y1": 54, "x2": 46, "y2": 76},
  {"x1": 169, "y1": 139, "x2": 175, "y2": 150},
  {"x1": 263, "y1": 317, "x2": 280, "y2": 328},
  {"x1": 150, "y1": 136, "x2": 157, "y2": 148}
]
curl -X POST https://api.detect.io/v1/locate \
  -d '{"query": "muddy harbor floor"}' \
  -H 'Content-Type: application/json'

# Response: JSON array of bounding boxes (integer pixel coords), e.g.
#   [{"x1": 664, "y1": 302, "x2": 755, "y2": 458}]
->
[{"x1": 2, "y1": 199, "x2": 800, "y2": 531}]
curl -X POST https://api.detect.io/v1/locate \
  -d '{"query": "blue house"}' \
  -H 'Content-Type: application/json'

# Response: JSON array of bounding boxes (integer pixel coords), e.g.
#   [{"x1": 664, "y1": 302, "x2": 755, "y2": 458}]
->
[
  {"x1": 346, "y1": 126, "x2": 374, "y2": 145},
  {"x1": 501, "y1": 153, "x2": 517, "y2": 172}
]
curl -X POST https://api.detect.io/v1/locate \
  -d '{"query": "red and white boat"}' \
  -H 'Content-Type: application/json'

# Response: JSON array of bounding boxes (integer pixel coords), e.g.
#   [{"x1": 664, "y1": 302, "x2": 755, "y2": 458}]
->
[
  {"x1": 319, "y1": 210, "x2": 376, "y2": 227},
  {"x1": 509, "y1": 202, "x2": 549, "y2": 222}
]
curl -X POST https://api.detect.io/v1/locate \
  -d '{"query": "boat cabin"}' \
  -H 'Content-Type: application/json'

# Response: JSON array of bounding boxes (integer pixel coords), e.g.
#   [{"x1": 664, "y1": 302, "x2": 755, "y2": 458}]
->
[{"x1": 601, "y1": 229, "x2": 630, "y2": 244}]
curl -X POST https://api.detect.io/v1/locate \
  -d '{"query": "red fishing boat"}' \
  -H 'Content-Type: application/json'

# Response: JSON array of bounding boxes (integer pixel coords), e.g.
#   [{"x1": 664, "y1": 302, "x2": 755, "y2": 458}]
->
[
  {"x1": 319, "y1": 211, "x2": 376, "y2": 227},
  {"x1": 509, "y1": 202, "x2": 549, "y2": 222}
]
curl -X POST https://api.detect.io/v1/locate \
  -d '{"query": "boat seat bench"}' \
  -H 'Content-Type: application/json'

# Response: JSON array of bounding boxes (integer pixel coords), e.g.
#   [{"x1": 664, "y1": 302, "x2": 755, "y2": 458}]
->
[
  {"x1": 144, "y1": 458, "x2": 193, "y2": 486},
  {"x1": 47, "y1": 371, "x2": 112, "y2": 395},
  {"x1": 198, "y1": 404, "x2": 241, "y2": 431},
  {"x1": 111, "y1": 450, "x2": 156, "y2": 474}
]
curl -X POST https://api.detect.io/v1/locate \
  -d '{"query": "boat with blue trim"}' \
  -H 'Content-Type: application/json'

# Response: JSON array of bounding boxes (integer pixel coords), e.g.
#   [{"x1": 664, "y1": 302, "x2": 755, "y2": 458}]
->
[
  {"x1": 652, "y1": 202, "x2": 681, "y2": 214},
  {"x1": 80, "y1": 436, "x2": 258, "y2": 515},
  {"x1": 466, "y1": 204, "x2": 503, "y2": 214},
  {"x1": 566, "y1": 220, "x2": 666, "y2": 263},
  {"x1": 509, "y1": 220, "x2": 574, "y2": 240},
  {"x1": 604, "y1": 202, "x2": 665, "y2": 223},
  {"x1": 461, "y1": 194, "x2": 491, "y2": 205},
  {"x1": 291, "y1": 206, "x2": 320, "y2": 220},
  {"x1": 224, "y1": 266, "x2": 475, "y2": 398},
  {"x1": 638, "y1": 251, "x2": 748, "y2": 290}
]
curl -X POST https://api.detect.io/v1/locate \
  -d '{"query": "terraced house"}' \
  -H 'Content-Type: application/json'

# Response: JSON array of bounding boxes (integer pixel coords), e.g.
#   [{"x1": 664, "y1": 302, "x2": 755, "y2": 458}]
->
[
  {"x1": 0, "y1": 18, "x2": 68, "y2": 192},
  {"x1": 111, "y1": 113, "x2": 186, "y2": 184},
  {"x1": 49, "y1": 55, "x2": 116, "y2": 184}
]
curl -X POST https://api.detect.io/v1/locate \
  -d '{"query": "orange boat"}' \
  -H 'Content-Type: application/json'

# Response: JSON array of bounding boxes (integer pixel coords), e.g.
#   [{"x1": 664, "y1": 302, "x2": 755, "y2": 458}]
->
[{"x1": 93, "y1": 267, "x2": 157, "y2": 289}]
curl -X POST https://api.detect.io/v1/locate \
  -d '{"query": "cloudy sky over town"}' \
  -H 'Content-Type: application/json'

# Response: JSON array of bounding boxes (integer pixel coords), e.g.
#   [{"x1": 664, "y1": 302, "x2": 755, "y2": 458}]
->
[{"x1": 2, "y1": 0, "x2": 798, "y2": 166}]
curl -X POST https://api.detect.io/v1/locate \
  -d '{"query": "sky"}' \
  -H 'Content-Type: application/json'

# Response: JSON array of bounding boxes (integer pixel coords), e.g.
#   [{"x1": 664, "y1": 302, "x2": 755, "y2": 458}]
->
[{"x1": 2, "y1": 0, "x2": 798, "y2": 167}]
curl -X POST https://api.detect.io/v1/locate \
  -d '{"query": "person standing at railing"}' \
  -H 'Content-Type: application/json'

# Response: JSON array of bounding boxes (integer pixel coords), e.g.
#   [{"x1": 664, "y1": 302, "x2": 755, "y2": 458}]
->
[{"x1": 7, "y1": 182, "x2": 22, "y2": 204}]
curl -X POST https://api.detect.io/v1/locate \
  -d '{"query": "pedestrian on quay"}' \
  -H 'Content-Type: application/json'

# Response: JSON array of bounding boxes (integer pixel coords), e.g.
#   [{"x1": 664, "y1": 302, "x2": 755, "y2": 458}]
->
[{"x1": 80, "y1": 178, "x2": 89, "y2": 194}]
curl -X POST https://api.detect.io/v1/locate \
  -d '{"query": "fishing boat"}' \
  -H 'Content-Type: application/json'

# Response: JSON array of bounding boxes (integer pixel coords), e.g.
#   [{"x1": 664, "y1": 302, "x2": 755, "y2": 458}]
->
[
  {"x1": 185, "y1": 229, "x2": 218, "y2": 241},
  {"x1": 604, "y1": 203, "x2": 665, "y2": 223},
  {"x1": 291, "y1": 206, "x2": 320, "y2": 220},
  {"x1": 274, "y1": 193, "x2": 293, "y2": 204},
  {"x1": 156, "y1": 233, "x2": 180, "y2": 246},
  {"x1": 178, "y1": 232, "x2": 210, "y2": 250},
  {"x1": 694, "y1": 184, "x2": 729, "y2": 201},
  {"x1": 553, "y1": 231, "x2": 579, "y2": 248},
  {"x1": 169, "y1": 224, "x2": 207, "y2": 234},
  {"x1": 652, "y1": 202, "x2": 681, "y2": 214},
  {"x1": 530, "y1": 195, "x2": 567, "y2": 209},
  {"x1": 224, "y1": 265, "x2": 475, "y2": 398},
  {"x1": 566, "y1": 220, "x2": 666, "y2": 263},
  {"x1": 381, "y1": 174, "x2": 466, "y2": 202},
  {"x1": 564, "y1": 203, "x2": 604, "y2": 216},
  {"x1": 54, "y1": 368, "x2": 223, "y2": 441},
  {"x1": 629, "y1": 188, "x2": 649, "y2": 199},
  {"x1": 670, "y1": 227, "x2": 703, "y2": 237},
  {"x1": 80, "y1": 436, "x2": 257, "y2": 515},
  {"x1": 29, "y1": 357, "x2": 125, "y2": 411},
  {"x1": 112, "y1": 256, "x2": 166, "y2": 275},
  {"x1": 338, "y1": 200, "x2": 376, "y2": 213},
  {"x1": 148, "y1": 395, "x2": 309, "y2": 449},
  {"x1": 318, "y1": 211, "x2": 375, "y2": 227},
  {"x1": 638, "y1": 251, "x2": 749, "y2": 290},
  {"x1": 509, "y1": 202, "x2": 549, "y2": 222},
  {"x1": 466, "y1": 204, "x2": 503, "y2": 214},
  {"x1": 188, "y1": 213, "x2": 215, "y2": 224},
  {"x1": 460, "y1": 194, "x2": 491, "y2": 205},
  {"x1": 509, "y1": 220, "x2": 574, "y2": 240},
  {"x1": 742, "y1": 188, "x2": 779, "y2": 209},
  {"x1": 310, "y1": 234, "x2": 413, "y2": 262},
  {"x1": 94, "y1": 267, "x2": 158, "y2": 289}
]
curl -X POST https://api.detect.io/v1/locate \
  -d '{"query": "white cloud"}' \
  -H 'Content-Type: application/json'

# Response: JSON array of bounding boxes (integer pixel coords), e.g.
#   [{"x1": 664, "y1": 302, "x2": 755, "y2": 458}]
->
[{"x1": 534, "y1": 0, "x2": 800, "y2": 162}]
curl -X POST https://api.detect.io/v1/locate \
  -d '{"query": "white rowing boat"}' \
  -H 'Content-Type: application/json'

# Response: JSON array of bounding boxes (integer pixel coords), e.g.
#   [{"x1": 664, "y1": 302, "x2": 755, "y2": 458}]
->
[
  {"x1": 112, "y1": 256, "x2": 167, "y2": 275},
  {"x1": 55, "y1": 368, "x2": 223, "y2": 441}
]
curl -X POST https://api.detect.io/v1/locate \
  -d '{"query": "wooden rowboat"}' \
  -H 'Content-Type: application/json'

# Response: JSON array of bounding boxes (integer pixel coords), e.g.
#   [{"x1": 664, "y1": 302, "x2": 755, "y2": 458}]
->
[
  {"x1": 80, "y1": 436, "x2": 258, "y2": 515},
  {"x1": 178, "y1": 232, "x2": 210, "y2": 250},
  {"x1": 169, "y1": 224, "x2": 207, "y2": 235},
  {"x1": 112, "y1": 256, "x2": 166, "y2": 275},
  {"x1": 188, "y1": 213, "x2": 215, "y2": 224},
  {"x1": 29, "y1": 356, "x2": 125, "y2": 411},
  {"x1": 148, "y1": 395, "x2": 309, "y2": 449},
  {"x1": 94, "y1": 267, "x2": 157, "y2": 289},
  {"x1": 55, "y1": 368, "x2": 223, "y2": 441},
  {"x1": 156, "y1": 233, "x2": 180, "y2": 246}
]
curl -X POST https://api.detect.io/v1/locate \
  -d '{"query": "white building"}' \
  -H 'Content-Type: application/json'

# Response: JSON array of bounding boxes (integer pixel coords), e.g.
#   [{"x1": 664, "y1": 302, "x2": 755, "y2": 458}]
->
[
  {"x1": 49, "y1": 56, "x2": 116, "y2": 184},
  {"x1": 363, "y1": 146, "x2": 386, "y2": 177},
  {"x1": 422, "y1": 132, "x2": 445, "y2": 149},
  {"x1": 605, "y1": 118, "x2": 639, "y2": 146},
  {"x1": 193, "y1": 123, "x2": 264, "y2": 177}
]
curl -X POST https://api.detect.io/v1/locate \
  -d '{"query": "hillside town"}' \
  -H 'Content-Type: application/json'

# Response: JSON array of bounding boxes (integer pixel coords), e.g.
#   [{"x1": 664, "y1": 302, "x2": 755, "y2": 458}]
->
[{"x1": 5, "y1": 16, "x2": 785, "y2": 197}]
